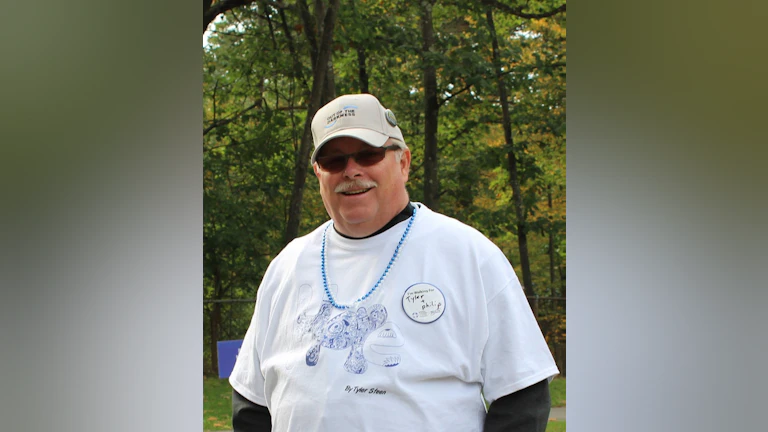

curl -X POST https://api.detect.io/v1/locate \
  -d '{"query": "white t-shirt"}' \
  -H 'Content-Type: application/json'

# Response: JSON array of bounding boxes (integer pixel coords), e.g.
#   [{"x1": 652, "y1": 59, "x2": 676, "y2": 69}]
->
[{"x1": 230, "y1": 203, "x2": 559, "y2": 432}]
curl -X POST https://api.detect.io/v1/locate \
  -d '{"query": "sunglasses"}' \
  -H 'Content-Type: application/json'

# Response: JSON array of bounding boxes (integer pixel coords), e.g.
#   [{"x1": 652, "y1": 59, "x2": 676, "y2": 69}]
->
[{"x1": 315, "y1": 145, "x2": 400, "y2": 173}]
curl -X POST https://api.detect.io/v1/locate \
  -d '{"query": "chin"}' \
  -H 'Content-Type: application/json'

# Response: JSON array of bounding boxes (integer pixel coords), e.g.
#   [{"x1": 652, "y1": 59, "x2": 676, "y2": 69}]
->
[
  {"x1": 338, "y1": 211, "x2": 374, "y2": 227},
  {"x1": 335, "y1": 206, "x2": 377, "y2": 228}
]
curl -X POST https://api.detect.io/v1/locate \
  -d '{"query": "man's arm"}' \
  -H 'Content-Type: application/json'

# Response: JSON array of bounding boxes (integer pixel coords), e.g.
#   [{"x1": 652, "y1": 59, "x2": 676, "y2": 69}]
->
[
  {"x1": 232, "y1": 389, "x2": 271, "y2": 432},
  {"x1": 484, "y1": 379, "x2": 551, "y2": 432}
]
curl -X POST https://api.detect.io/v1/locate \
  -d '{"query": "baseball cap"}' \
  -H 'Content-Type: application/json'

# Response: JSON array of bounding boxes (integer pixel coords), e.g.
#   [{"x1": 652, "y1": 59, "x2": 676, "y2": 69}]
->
[{"x1": 310, "y1": 94, "x2": 407, "y2": 163}]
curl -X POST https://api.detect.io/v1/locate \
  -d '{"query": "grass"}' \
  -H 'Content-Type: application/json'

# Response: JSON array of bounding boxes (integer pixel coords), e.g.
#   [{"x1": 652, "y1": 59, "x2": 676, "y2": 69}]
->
[
  {"x1": 204, "y1": 376, "x2": 566, "y2": 431},
  {"x1": 203, "y1": 376, "x2": 234, "y2": 431},
  {"x1": 547, "y1": 420, "x2": 566, "y2": 431},
  {"x1": 550, "y1": 376, "x2": 566, "y2": 407},
  {"x1": 547, "y1": 377, "x2": 567, "y2": 430}
]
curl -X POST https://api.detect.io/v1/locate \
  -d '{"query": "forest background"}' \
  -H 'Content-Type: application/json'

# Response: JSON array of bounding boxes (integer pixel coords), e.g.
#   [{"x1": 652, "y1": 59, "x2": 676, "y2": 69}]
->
[{"x1": 203, "y1": 0, "x2": 566, "y2": 377}]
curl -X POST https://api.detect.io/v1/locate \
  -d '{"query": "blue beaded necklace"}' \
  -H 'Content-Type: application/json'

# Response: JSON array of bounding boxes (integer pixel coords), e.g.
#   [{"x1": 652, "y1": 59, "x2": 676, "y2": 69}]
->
[{"x1": 321, "y1": 206, "x2": 418, "y2": 310}]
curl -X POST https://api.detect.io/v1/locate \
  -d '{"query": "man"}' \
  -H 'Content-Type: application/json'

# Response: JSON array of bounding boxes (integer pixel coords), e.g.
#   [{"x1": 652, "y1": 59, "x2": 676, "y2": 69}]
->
[{"x1": 229, "y1": 93, "x2": 559, "y2": 431}]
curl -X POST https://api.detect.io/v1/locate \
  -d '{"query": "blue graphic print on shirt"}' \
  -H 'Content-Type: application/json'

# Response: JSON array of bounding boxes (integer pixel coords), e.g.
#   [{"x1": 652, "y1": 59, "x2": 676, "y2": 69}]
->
[{"x1": 297, "y1": 301, "x2": 399, "y2": 374}]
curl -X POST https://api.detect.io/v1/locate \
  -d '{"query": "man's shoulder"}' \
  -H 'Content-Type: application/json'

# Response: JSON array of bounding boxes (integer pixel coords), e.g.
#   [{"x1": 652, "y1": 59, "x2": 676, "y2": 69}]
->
[{"x1": 415, "y1": 205, "x2": 498, "y2": 248}]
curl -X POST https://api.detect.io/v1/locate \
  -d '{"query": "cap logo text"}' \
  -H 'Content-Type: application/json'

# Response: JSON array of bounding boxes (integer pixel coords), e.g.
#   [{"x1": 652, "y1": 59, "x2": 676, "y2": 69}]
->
[{"x1": 325, "y1": 104, "x2": 358, "y2": 128}]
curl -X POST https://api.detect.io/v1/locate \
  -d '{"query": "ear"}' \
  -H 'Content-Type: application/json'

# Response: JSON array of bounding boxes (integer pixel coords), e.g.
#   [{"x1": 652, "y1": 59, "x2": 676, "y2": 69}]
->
[
  {"x1": 400, "y1": 149, "x2": 411, "y2": 181},
  {"x1": 313, "y1": 162, "x2": 321, "y2": 179}
]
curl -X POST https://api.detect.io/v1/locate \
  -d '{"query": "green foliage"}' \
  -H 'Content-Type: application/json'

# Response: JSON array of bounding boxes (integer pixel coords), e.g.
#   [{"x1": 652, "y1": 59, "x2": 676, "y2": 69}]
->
[{"x1": 203, "y1": 0, "x2": 566, "y2": 374}]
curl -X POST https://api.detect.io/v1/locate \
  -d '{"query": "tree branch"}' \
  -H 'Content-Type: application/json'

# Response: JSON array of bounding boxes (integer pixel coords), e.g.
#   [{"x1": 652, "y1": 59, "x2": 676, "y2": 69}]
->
[
  {"x1": 204, "y1": 0, "x2": 257, "y2": 32},
  {"x1": 296, "y1": 0, "x2": 319, "y2": 67},
  {"x1": 495, "y1": 61, "x2": 566, "y2": 81},
  {"x1": 482, "y1": 0, "x2": 566, "y2": 19},
  {"x1": 439, "y1": 82, "x2": 474, "y2": 107},
  {"x1": 203, "y1": 100, "x2": 260, "y2": 136},
  {"x1": 278, "y1": 5, "x2": 311, "y2": 96}
]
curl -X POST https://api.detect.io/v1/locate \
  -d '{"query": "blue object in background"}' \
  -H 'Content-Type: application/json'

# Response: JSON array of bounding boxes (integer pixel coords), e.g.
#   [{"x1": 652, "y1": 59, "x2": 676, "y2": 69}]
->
[{"x1": 217, "y1": 339, "x2": 244, "y2": 378}]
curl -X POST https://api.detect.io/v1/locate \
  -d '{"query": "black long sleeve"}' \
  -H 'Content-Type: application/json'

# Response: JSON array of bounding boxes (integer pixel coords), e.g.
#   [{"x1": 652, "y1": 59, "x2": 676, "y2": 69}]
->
[
  {"x1": 484, "y1": 379, "x2": 551, "y2": 432},
  {"x1": 232, "y1": 389, "x2": 272, "y2": 432},
  {"x1": 232, "y1": 380, "x2": 549, "y2": 431}
]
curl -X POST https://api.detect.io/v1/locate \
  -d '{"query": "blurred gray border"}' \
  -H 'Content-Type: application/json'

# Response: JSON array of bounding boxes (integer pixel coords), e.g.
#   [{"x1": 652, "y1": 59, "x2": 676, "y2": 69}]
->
[{"x1": 2, "y1": 1, "x2": 766, "y2": 431}]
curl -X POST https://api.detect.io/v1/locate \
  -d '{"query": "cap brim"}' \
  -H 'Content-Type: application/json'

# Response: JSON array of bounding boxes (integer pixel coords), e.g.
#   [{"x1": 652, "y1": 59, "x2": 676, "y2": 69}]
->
[{"x1": 311, "y1": 128, "x2": 391, "y2": 163}]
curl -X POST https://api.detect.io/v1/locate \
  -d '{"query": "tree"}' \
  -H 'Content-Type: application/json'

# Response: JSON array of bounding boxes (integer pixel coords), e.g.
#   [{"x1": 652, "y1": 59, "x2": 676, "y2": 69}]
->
[
  {"x1": 420, "y1": 0, "x2": 441, "y2": 211},
  {"x1": 203, "y1": 0, "x2": 567, "y2": 375},
  {"x1": 284, "y1": 0, "x2": 342, "y2": 244},
  {"x1": 204, "y1": 0, "x2": 259, "y2": 33},
  {"x1": 485, "y1": 7, "x2": 536, "y2": 311}
]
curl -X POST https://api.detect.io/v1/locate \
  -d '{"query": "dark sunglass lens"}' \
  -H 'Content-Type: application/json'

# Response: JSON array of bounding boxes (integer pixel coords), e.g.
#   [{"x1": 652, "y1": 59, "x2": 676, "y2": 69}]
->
[
  {"x1": 318, "y1": 155, "x2": 347, "y2": 172},
  {"x1": 355, "y1": 150, "x2": 386, "y2": 166},
  {"x1": 317, "y1": 146, "x2": 393, "y2": 171}
]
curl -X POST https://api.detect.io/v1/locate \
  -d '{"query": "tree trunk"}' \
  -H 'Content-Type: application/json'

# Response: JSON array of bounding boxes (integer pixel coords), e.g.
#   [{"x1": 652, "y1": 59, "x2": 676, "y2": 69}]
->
[
  {"x1": 297, "y1": 0, "x2": 319, "y2": 68},
  {"x1": 485, "y1": 8, "x2": 535, "y2": 314},
  {"x1": 314, "y1": 0, "x2": 336, "y2": 103},
  {"x1": 314, "y1": 0, "x2": 326, "y2": 35},
  {"x1": 324, "y1": 61, "x2": 337, "y2": 104},
  {"x1": 420, "y1": 0, "x2": 440, "y2": 211},
  {"x1": 284, "y1": 0, "x2": 341, "y2": 244},
  {"x1": 350, "y1": 0, "x2": 369, "y2": 94},
  {"x1": 548, "y1": 189, "x2": 556, "y2": 296},
  {"x1": 560, "y1": 266, "x2": 566, "y2": 298},
  {"x1": 555, "y1": 342, "x2": 566, "y2": 378},
  {"x1": 209, "y1": 262, "x2": 224, "y2": 375},
  {"x1": 209, "y1": 303, "x2": 221, "y2": 375},
  {"x1": 278, "y1": 7, "x2": 310, "y2": 96},
  {"x1": 357, "y1": 47, "x2": 369, "y2": 93}
]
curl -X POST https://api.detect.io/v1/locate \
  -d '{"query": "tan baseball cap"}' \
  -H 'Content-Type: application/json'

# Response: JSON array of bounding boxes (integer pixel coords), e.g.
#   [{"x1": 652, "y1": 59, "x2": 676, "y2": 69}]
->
[{"x1": 310, "y1": 94, "x2": 407, "y2": 163}]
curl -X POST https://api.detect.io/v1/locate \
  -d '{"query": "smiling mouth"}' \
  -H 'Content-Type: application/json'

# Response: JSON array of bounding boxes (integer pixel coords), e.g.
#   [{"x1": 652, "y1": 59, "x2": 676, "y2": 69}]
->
[{"x1": 340, "y1": 188, "x2": 373, "y2": 196}]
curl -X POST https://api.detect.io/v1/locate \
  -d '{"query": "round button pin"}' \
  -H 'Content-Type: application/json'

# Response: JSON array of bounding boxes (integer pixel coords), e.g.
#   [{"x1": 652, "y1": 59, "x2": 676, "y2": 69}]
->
[
  {"x1": 385, "y1": 109, "x2": 398, "y2": 127},
  {"x1": 402, "y1": 283, "x2": 445, "y2": 324}
]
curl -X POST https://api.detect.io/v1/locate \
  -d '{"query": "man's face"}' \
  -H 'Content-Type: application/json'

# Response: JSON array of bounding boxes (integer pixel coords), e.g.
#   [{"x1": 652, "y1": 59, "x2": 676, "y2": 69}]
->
[{"x1": 313, "y1": 136, "x2": 411, "y2": 237}]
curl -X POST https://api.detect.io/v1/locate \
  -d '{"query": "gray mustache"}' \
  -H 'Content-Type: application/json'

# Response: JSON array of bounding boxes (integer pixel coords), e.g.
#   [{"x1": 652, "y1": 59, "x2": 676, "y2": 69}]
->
[{"x1": 335, "y1": 179, "x2": 378, "y2": 193}]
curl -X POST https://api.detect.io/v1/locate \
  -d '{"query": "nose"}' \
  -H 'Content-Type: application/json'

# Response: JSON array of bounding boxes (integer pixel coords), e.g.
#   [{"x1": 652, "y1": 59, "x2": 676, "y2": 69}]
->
[{"x1": 343, "y1": 155, "x2": 364, "y2": 178}]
